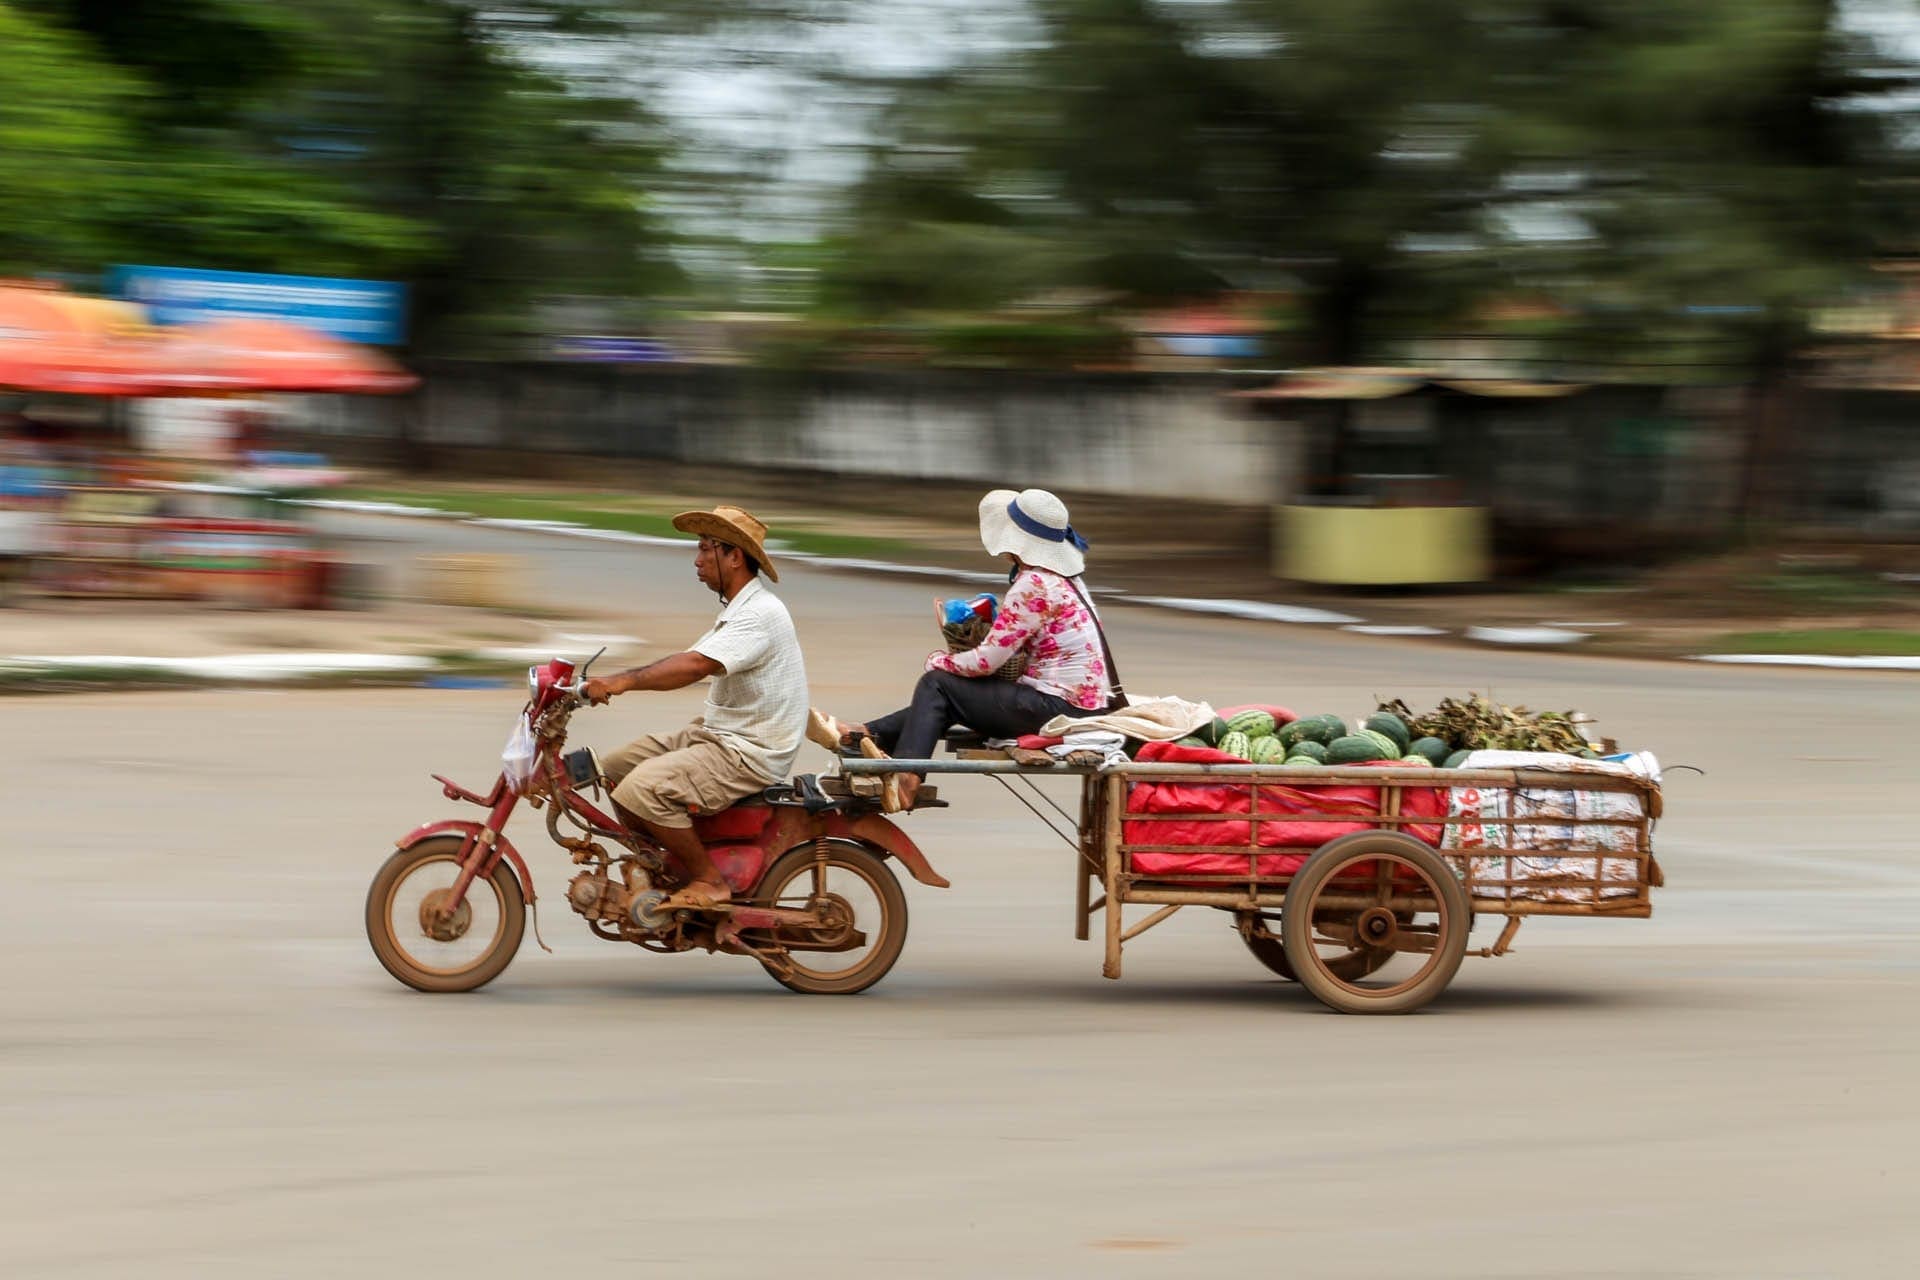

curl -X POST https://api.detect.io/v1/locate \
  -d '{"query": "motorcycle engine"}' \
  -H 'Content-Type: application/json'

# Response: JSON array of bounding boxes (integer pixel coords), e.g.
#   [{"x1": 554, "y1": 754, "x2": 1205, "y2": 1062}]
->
[
  {"x1": 566, "y1": 861, "x2": 653, "y2": 928},
  {"x1": 565, "y1": 869, "x2": 627, "y2": 922}
]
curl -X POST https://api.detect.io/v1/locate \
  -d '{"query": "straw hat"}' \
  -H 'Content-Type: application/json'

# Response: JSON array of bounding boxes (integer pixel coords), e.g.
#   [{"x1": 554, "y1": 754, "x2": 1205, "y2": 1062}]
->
[
  {"x1": 672, "y1": 504, "x2": 779, "y2": 581},
  {"x1": 977, "y1": 488, "x2": 1086, "y2": 578}
]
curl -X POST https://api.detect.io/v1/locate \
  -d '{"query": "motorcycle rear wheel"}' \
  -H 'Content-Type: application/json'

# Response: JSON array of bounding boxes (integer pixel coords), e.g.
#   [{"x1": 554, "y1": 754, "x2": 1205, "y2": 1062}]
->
[
  {"x1": 366, "y1": 836, "x2": 526, "y2": 993},
  {"x1": 751, "y1": 841, "x2": 907, "y2": 995}
]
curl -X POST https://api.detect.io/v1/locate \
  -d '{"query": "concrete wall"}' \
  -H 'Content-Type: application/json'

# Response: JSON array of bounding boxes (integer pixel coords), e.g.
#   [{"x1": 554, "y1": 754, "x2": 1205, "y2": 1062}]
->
[
  {"x1": 285, "y1": 362, "x2": 1920, "y2": 540},
  {"x1": 287, "y1": 365, "x2": 1301, "y2": 505}
]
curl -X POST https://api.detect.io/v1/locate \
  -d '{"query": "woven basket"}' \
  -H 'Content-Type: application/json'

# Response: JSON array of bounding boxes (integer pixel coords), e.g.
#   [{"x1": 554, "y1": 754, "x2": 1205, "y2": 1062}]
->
[{"x1": 939, "y1": 608, "x2": 1029, "y2": 682}]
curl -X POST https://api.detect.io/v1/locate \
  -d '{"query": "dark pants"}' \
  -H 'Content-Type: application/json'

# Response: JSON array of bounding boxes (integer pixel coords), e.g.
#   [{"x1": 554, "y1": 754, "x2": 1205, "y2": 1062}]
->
[{"x1": 866, "y1": 670, "x2": 1094, "y2": 767}]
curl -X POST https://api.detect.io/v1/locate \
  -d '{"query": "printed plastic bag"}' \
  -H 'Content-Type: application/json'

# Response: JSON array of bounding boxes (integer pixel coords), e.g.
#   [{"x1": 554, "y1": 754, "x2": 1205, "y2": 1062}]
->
[{"x1": 501, "y1": 714, "x2": 538, "y2": 794}]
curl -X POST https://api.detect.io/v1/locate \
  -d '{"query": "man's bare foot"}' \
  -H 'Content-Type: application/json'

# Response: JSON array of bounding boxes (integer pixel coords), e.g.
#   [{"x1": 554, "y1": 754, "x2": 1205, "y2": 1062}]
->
[{"x1": 658, "y1": 881, "x2": 733, "y2": 912}]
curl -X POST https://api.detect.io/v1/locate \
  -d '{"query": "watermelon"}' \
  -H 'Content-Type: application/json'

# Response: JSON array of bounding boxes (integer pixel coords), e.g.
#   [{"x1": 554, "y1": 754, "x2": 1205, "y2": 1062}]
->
[
  {"x1": 1408, "y1": 736, "x2": 1451, "y2": 766},
  {"x1": 1443, "y1": 749, "x2": 1471, "y2": 769},
  {"x1": 1248, "y1": 736, "x2": 1288, "y2": 765},
  {"x1": 1196, "y1": 716, "x2": 1231, "y2": 747},
  {"x1": 1357, "y1": 728, "x2": 1403, "y2": 759},
  {"x1": 1394, "y1": 756, "x2": 1433, "y2": 768},
  {"x1": 1285, "y1": 740, "x2": 1329, "y2": 764},
  {"x1": 1364, "y1": 712, "x2": 1412, "y2": 754},
  {"x1": 1218, "y1": 730, "x2": 1252, "y2": 760},
  {"x1": 1175, "y1": 735, "x2": 1209, "y2": 749},
  {"x1": 1326, "y1": 734, "x2": 1390, "y2": 764},
  {"x1": 1225, "y1": 709, "x2": 1277, "y2": 740},
  {"x1": 1288, "y1": 714, "x2": 1344, "y2": 746},
  {"x1": 1278, "y1": 718, "x2": 1316, "y2": 750}
]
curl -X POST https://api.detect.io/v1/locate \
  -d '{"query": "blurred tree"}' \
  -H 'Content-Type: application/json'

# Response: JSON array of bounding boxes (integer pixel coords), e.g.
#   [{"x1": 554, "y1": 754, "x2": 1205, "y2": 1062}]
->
[
  {"x1": 5, "y1": 0, "x2": 682, "y2": 352},
  {"x1": 309, "y1": 0, "x2": 682, "y2": 352},
  {"x1": 0, "y1": 2, "x2": 135, "y2": 275},
  {"x1": 828, "y1": 0, "x2": 1919, "y2": 377}
]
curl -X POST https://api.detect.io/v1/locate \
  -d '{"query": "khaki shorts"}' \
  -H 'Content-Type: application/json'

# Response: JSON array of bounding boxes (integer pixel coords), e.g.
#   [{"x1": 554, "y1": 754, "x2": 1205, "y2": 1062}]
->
[{"x1": 601, "y1": 722, "x2": 768, "y2": 830}]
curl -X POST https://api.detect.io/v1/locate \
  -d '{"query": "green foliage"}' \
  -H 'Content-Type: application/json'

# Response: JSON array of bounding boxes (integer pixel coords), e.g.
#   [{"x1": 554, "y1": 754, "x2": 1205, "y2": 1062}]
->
[
  {"x1": 2, "y1": 0, "x2": 677, "y2": 352},
  {"x1": 0, "y1": 2, "x2": 136, "y2": 273},
  {"x1": 1707, "y1": 628, "x2": 1920, "y2": 656},
  {"x1": 825, "y1": 0, "x2": 1920, "y2": 368}
]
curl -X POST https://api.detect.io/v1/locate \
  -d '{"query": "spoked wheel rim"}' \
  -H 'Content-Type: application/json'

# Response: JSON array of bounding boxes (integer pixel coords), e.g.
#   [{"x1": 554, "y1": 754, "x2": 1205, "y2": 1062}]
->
[
  {"x1": 751, "y1": 841, "x2": 908, "y2": 994},
  {"x1": 1281, "y1": 834, "x2": 1471, "y2": 1014},
  {"x1": 761, "y1": 856, "x2": 891, "y2": 983},
  {"x1": 1237, "y1": 914, "x2": 1393, "y2": 983},
  {"x1": 1299, "y1": 890, "x2": 1435, "y2": 998},
  {"x1": 382, "y1": 851, "x2": 509, "y2": 979}
]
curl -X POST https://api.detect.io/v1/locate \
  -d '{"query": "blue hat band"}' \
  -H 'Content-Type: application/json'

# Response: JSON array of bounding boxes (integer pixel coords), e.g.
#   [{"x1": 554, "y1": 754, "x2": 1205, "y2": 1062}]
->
[{"x1": 1007, "y1": 499, "x2": 1089, "y2": 552}]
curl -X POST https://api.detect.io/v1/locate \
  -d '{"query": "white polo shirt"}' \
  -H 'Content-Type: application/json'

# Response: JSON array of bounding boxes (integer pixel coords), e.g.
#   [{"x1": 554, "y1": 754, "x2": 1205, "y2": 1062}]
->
[{"x1": 689, "y1": 576, "x2": 808, "y2": 782}]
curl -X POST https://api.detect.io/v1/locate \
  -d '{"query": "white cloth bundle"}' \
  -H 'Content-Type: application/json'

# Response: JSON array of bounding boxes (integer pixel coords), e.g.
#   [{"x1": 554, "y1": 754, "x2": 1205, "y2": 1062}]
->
[{"x1": 1037, "y1": 695, "x2": 1215, "y2": 742}]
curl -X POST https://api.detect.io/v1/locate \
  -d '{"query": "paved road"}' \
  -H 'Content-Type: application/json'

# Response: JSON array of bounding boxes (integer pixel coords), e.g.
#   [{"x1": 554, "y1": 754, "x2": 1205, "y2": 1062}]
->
[{"x1": 4, "y1": 519, "x2": 1918, "y2": 1277}]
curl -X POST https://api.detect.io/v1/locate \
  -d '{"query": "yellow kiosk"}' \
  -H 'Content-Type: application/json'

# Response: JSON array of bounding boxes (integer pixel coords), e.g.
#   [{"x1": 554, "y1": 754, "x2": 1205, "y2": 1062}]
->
[{"x1": 1235, "y1": 370, "x2": 1584, "y2": 586}]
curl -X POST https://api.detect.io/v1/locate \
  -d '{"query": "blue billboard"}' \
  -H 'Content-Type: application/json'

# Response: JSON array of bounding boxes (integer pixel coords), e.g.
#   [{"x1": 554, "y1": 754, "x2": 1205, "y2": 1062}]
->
[{"x1": 108, "y1": 265, "x2": 407, "y2": 345}]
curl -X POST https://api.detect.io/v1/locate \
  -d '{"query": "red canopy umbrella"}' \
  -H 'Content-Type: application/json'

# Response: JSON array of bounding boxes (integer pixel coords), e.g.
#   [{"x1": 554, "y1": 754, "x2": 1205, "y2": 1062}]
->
[
  {"x1": 162, "y1": 318, "x2": 418, "y2": 395},
  {"x1": 0, "y1": 287, "x2": 184, "y2": 396}
]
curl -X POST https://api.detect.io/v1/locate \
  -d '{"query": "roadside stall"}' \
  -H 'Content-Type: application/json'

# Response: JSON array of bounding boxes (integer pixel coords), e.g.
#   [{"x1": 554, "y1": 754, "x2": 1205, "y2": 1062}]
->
[
  {"x1": 0, "y1": 285, "x2": 414, "y2": 607},
  {"x1": 1233, "y1": 369, "x2": 1586, "y2": 585}
]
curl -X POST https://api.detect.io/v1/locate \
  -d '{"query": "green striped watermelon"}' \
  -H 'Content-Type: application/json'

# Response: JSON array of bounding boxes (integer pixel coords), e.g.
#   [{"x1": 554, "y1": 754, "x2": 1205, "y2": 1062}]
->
[
  {"x1": 1326, "y1": 735, "x2": 1390, "y2": 764},
  {"x1": 1363, "y1": 712, "x2": 1412, "y2": 754},
  {"x1": 1248, "y1": 736, "x2": 1288, "y2": 765},
  {"x1": 1357, "y1": 728, "x2": 1403, "y2": 759},
  {"x1": 1225, "y1": 709, "x2": 1277, "y2": 740}
]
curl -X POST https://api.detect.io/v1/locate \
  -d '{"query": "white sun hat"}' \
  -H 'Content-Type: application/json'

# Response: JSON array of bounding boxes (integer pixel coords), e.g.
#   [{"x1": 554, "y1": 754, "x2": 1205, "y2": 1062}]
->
[{"x1": 977, "y1": 487, "x2": 1087, "y2": 578}]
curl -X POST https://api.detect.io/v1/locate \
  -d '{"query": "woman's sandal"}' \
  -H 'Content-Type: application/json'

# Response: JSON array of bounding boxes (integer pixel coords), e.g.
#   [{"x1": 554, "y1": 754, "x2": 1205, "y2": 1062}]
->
[{"x1": 858, "y1": 737, "x2": 907, "y2": 813}]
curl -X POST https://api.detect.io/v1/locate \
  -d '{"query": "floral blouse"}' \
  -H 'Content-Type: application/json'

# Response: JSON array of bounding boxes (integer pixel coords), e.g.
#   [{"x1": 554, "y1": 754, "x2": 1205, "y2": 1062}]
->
[{"x1": 926, "y1": 569, "x2": 1113, "y2": 710}]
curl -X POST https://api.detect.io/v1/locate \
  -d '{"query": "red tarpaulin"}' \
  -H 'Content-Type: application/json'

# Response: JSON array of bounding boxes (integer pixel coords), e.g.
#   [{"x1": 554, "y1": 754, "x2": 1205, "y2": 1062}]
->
[{"x1": 1124, "y1": 739, "x2": 1447, "y2": 880}]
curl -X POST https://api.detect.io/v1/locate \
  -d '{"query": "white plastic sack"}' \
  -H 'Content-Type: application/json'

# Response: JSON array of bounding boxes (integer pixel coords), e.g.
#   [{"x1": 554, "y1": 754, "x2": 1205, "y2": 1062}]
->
[
  {"x1": 501, "y1": 714, "x2": 538, "y2": 794},
  {"x1": 1441, "y1": 779, "x2": 1645, "y2": 902}
]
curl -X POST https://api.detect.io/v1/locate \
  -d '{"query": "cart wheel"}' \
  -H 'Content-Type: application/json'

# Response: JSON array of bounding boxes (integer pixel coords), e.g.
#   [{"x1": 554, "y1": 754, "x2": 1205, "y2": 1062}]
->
[
  {"x1": 1236, "y1": 914, "x2": 1391, "y2": 983},
  {"x1": 1280, "y1": 833, "x2": 1470, "y2": 1014}
]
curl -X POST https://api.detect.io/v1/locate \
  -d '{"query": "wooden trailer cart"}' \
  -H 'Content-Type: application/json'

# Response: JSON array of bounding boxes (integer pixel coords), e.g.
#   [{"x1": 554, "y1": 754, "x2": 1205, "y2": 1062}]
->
[{"x1": 840, "y1": 754, "x2": 1663, "y2": 1014}]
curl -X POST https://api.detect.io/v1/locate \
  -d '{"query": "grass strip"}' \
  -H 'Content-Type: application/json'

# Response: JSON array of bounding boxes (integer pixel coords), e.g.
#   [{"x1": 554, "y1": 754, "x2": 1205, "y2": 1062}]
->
[
  {"x1": 328, "y1": 487, "x2": 920, "y2": 561},
  {"x1": 1706, "y1": 628, "x2": 1920, "y2": 657}
]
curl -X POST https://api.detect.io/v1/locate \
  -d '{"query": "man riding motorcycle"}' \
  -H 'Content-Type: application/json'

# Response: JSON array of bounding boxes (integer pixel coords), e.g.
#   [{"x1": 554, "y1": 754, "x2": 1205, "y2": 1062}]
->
[{"x1": 581, "y1": 505, "x2": 808, "y2": 912}]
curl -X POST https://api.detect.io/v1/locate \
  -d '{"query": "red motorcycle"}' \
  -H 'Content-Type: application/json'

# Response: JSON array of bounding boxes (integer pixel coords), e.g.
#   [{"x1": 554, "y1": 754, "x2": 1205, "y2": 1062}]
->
[{"x1": 365, "y1": 655, "x2": 949, "y2": 995}]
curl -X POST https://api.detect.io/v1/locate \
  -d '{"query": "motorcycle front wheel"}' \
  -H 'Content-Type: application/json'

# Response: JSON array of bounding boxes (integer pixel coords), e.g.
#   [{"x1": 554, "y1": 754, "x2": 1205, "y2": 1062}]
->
[{"x1": 366, "y1": 836, "x2": 526, "y2": 993}]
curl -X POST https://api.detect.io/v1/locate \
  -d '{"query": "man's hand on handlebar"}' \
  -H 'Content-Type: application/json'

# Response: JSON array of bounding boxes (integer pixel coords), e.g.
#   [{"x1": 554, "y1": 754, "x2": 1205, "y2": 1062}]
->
[{"x1": 578, "y1": 653, "x2": 720, "y2": 706}]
